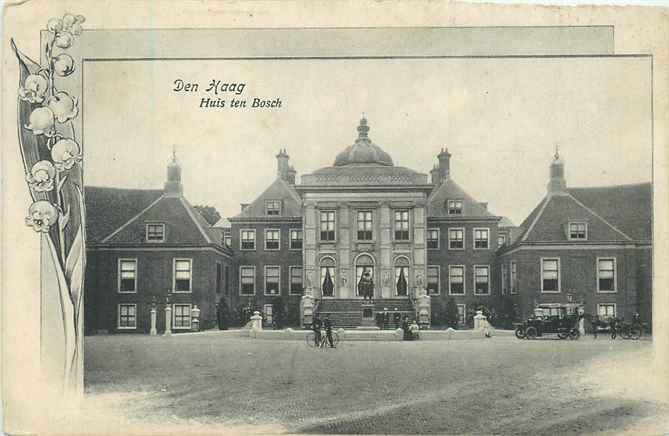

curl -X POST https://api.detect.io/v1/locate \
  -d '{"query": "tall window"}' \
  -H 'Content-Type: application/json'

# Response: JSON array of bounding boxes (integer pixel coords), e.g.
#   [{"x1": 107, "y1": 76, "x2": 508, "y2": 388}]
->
[
  {"x1": 263, "y1": 304, "x2": 273, "y2": 324},
  {"x1": 448, "y1": 200, "x2": 463, "y2": 215},
  {"x1": 265, "y1": 200, "x2": 281, "y2": 216},
  {"x1": 474, "y1": 265, "x2": 490, "y2": 295},
  {"x1": 474, "y1": 228, "x2": 489, "y2": 249},
  {"x1": 290, "y1": 229, "x2": 303, "y2": 250},
  {"x1": 174, "y1": 259, "x2": 192, "y2": 292},
  {"x1": 224, "y1": 231, "x2": 231, "y2": 247},
  {"x1": 240, "y1": 229, "x2": 256, "y2": 250},
  {"x1": 289, "y1": 266, "x2": 303, "y2": 295},
  {"x1": 598, "y1": 303, "x2": 616, "y2": 319},
  {"x1": 427, "y1": 229, "x2": 440, "y2": 249},
  {"x1": 568, "y1": 222, "x2": 587, "y2": 240},
  {"x1": 427, "y1": 266, "x2": 440, "y2": 295},
  {"x1": 498, "y1": 234, "x2": 506, "y2": 247},
  {"x1": 118, "y1": 259, "x2": 137, "y2": 293},
  {"x1": 173, "y1": 304, "x2": 191, "y2": 329},
  {"x1": 320, "y1": 211, "x2": 336, "y2": 241},
  {"x1": 541, "y1": 258, "x2": 560, "y2": 293},
  {"x1": 240, "y1": 266, "x2": 255, "y2": 295},
  {"x1": 320, "y1": 257, "x2": 336, "y2": 297},
  {"x1": 265, "y1": 229, "x2": 280, "y2": 250},
  {"x1": 357, "y1": 211, "x2": 373, "y2": 240},
  {"x1": 510, "y1": 261, "x2": 518, "y2": 294},
  {"x1": 448, "y1": 228, "x2": 464, "y2": 250},
  {"x1": 394, "y1": 257, "x2": 410, "y2": 297},
  {"x1": 501, "y1": 264, "x2": 507, "y2": 295},
  {"x1": 264, "y1": 266, "x2": 280, "y2": 295},
  {"x1": 146, "y1": 223, "x2": 165, "y2": 242},
  {"x1": 224, "y1": 265, "x2": 230, "y2": 294},
  {"x1": 216, "y1": 262, "x2": 222, "y2": 294},
  {"x1": 597, "y1": 258, "x2": 616, "y2": 292},
  {"x1": 118, "y1": 304, "x2": 136, "y2": 329},
  {"x1": 394, "y1": 210, "x2": 410, "y2": 241},
  {"x1": 457, "y1": 304, "x2": 466, "y2": 325},
  {"x1": 449, "y1": 265, "x2": 465, "y2": 295}
]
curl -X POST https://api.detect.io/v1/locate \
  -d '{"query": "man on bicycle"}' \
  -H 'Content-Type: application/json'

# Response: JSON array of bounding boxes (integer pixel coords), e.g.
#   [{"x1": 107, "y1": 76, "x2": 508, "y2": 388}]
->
[
  {"x1": 312, "y1": 314, "x2": 323, "y2": 346},
  {"x1": 324, "y1": 315, "x2": 336, "y2": 348}
]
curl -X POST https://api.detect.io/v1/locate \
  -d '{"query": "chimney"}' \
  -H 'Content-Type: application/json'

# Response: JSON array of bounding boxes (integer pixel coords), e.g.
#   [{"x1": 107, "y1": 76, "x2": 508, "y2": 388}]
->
[
  {"x1": 276, "y1": 148, "x2": 290, "y2": 180},
  {"x1": 287, "y1": 165, "x2": 297, "y2": 185},
  {"x1": 240, "y1": 203, "x2": 250, "y2": 212},
  {"x1": 164, "y1": 151, "x2": 183, "y2": 197},
  {"x1": 430, "y1": 164, "x2": 441, "y2": 185},
  {"x1": 547, "y1": 147, "x2": 567, "y2": 195},
  {"x1": 480, "y1": 202, "x2": 488, "y2": 211},
  {"x1": 438, "y1": 148, "x2": 451, "y2": 180}
]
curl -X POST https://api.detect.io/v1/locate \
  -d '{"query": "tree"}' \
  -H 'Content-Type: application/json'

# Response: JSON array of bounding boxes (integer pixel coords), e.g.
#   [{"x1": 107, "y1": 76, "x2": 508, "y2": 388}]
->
[{"x1": 194, "y1": 204, "x2": 221, "y2": 225}]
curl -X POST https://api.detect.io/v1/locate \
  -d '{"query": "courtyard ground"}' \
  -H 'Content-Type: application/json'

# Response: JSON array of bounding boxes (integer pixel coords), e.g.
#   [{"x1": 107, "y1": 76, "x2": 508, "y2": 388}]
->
[{"x1": 79, "y1": 333, "x2": 668, "y2": 435}]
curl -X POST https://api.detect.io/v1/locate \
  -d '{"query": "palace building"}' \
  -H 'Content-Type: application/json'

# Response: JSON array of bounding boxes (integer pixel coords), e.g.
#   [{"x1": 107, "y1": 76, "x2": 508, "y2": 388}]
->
[{"x1": 84, "y1": 117, "x2": 652, "y2": 333}]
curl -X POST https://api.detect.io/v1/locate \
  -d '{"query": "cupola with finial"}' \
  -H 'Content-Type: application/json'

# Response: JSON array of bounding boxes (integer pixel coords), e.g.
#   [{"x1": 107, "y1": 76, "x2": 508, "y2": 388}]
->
[
  {"x1": 547, "y1": 145, "x2": 567, "y2": 195},
  {"x1": 165, "y1": 147, "x2": 183, "y2": 196}
]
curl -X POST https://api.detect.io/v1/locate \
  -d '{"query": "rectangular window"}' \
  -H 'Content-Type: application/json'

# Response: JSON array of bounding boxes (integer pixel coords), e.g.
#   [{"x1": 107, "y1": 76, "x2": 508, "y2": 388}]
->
[
  {"x1": 224, "y1": 266, "x2": 230, "y2": 294},
  {"x1": 474, "y1": 228, "x2": 489, "y2": 249},
  {"x1": 394, "y1": 210, "x2": 410, "y2": 241},
  {"x1": 290, "y1": 229, "x2": 303, "y2": 250},
  {"x1": 474, "y1": 265, "x2": 490, "y2": 295},
  {"x1": 240, "y1": 266, "x2": 255, "y2": 295},
  {"x1": 240, "y1": 229, "x2": 256, "y2": 250},
  {"x1": 597, "y1": 258, "x2": 616, "y2": 293},
  {"x1": 501, "y1": 264, "x2": 508, "y2": 295},
  {"x1": 265, "y1": 200, "x2": 281, "y2": 216},
  {"x1": 510, "y1": 261, "x2": 518, "y2": 295},
  {"x1": 320, "y1": 210, "x2": 336, "y2": 241},
  {"x1": 598, "y1": 303, "x2": 616, "y2": 319},
  {"x1": 357, "y1": 211, "x2": 373, "y2": 241},
  {"x1": 216, "y1": 262, "x2": 222, "y2": 294},
  {"x1": 264, "y1": 266, "x2": 280, "y2": 296},
  {"x1": 224, "y1": 231, "x2": 231, "y2": 247},
  {"x1": 457, "y1": 304, "x2": 466, "y2": 325},
  {"x1": 146, "y1": 223, "x2": 165, "y2": 242},
  {"x1": 498, "y1": 234, "x2": 506, "y2": 247},
  {"x1": 427, "y1": 228, "x2": 440, "y2": 249},
  {"x1": 449, "y1": 265, "x2": 465, "y2": 295},
  {"x1": 118, "y1": 259, "x2": 137, "y2": 293},
  {"x1": 173, "y1": 259, "x2": 192, "y2": 293},
  {"x1": 448, "y1": 228, "x2": 464, "y2": 250},
  {"x1": 568, "y1": 222, "x2": 588, "y2": 240},
  {"x1": 118, "y1": 304, "x2": 137, "y2": 329},
  {"x1": 265, "y1": 229, "x2": 280, "y2": 250},
  {"x1": 173, "y1": 304, "x2": 191, "y2": 329},
  {"x1": 263, "y1": 304, "x2": 273, "y2": 324},
  {"x1": 448, "y1": 200, "x2": 463, "y2": 215},
  {"x1": 541, "y1": 258, "x2": 560, "y2": 293},
  {"x1": 289, "y1": 266, "x2": 304, "y2": 295},
  {"x1": 427, "y1": 266, "x2": 440, "y2": 295}
]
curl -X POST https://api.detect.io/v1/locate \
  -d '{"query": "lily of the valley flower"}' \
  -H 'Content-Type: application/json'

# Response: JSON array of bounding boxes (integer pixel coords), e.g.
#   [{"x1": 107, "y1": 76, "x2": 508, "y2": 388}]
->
[
  {"x1": 26, "y1": 160, "x2": 57, "y2": 192},
  {"x1": 51, "y1": 138, "x2": 82, "y2": 171},
  {"x1": 48, "y1": 91, "x2": 78, "y2": 123},
  {"x1": 25, "y1": 200, "x2": 59, "y2": 233},
  {"x1": 25, "y1": 106, "x2": 55, "y2": 135},
  {"x1": 19, "y1": 74, "x2": 49, "y2": 104},
  {"x1": 53, "y1": 53, "x2": 75, "y2": 77}
]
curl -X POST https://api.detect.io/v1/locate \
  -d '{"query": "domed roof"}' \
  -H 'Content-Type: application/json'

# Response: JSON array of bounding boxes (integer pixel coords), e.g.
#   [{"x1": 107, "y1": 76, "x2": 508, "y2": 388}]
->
[{"x1": 333, "y1": 117, "x2": 394, "y2": 167}]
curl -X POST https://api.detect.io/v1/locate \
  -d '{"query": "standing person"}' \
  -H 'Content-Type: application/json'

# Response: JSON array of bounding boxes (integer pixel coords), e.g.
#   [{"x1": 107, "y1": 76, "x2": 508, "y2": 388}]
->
[
  {"x1": 323, "y1": 315, "x2": 336, "y2": 348},
  {"x1": 409, "y1": 320, "x2": 420, "y2": 340},
  {"x1": 312, "y1": 314, "x2": 323, "y2": 346},
  {"x1": 359, "y1": 269, "x2": 374, "y2": 301},
  {"x1": 401, "y1": 316, "x2": 410, "y2": 340}
]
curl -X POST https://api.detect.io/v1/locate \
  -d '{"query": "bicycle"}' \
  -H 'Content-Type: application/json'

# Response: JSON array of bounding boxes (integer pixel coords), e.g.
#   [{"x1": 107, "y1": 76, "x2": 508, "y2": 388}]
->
[{"x1": 305, "y1": 329, "x2": 340, "y2": 348}]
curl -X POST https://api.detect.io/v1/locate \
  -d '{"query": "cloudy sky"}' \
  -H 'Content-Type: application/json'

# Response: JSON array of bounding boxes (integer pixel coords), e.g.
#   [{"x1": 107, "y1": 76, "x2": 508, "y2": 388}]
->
[{"x1": 83, "y1": 57, "x2": 652, "y2": 225}]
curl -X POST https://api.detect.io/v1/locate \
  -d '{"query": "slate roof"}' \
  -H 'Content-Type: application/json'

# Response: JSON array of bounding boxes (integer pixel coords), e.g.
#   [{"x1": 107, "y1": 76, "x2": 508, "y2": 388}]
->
[
  {"x1": 231, "y1": 177, "x2": 302, "y2": 220},
  {"x1": 427, "y1": 178, "x2": 498, "y2": 219},
  {"x1": 514, "y1": 183, "x2": 651, "y2": 244}
]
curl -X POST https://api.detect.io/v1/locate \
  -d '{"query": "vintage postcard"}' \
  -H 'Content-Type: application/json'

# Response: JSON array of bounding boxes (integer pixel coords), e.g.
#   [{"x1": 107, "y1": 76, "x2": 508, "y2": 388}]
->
[{"x1": 2, "y1": 1, "x2": 668, "y2": 435}]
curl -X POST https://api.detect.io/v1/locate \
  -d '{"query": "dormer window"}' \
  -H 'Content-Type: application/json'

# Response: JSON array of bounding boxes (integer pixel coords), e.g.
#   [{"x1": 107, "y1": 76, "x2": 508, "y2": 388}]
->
[
  {"x1": 568, "y1": 222, "x2": 588, "y2": 240},
  {"x1": 146, "y1": 223, "x2": 165, "y2": 242},
  {"x1": 265, "y1": 200, "x2": 282, "y2": 216},
  {"x1": 447, "y1": 200, "x2": 463, "y2": 215}
]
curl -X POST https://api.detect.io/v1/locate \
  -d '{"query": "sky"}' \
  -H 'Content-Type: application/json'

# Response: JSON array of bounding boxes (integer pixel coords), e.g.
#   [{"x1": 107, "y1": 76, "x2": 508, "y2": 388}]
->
[{"x1": 83, "y1": 57, "x2": 652, "y2": 225}]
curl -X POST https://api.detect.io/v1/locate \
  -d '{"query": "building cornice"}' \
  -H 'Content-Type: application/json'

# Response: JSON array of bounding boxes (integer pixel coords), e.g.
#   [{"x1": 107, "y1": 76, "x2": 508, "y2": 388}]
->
[{"x1": 88, "y1": 242, "x2": 233, "y2": 257}]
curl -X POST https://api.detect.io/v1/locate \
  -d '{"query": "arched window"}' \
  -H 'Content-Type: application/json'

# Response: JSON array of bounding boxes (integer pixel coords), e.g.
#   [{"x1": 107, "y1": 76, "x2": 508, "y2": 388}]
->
[
  {"x1": 355, "y1": 254, "x2": 375, "y2": 298},
  {"x1": 320, "y1": 257, "x2": 336, "y2": 297},
  {"x1": 394, "y1": 256, "x2": 410, "y2": 296}
]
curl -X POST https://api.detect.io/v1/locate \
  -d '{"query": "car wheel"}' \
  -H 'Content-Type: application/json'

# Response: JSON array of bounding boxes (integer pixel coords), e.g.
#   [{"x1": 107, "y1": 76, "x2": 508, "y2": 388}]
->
[
  {"x1": 525, "y1": 326, "x2": 538, "y2": 339},
  {"x1": 629, "y1": 326, "x2": 642, "y2": 340},
  {"x1": 515, "y1": 327, "x2": 526, "y2": 339},
  {"x1": 557, "y1": 331, "x2": 569, "y2": 340},
  {"x1": 569, "y1": 329, "x2": 580, "y2": 340}
]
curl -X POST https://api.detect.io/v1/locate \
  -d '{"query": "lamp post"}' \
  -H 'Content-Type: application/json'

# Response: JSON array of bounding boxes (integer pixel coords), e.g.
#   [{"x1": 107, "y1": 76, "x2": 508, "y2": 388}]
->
[{"x1": 150, "y1": 296, "x2": 157, "y2": 336}]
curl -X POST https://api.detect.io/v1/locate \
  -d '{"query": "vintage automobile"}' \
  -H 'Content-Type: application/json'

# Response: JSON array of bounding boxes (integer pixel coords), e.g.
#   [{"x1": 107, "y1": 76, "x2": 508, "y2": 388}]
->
[{"x1": 515, "y1": 304, "x2": 582, "y2": 340}]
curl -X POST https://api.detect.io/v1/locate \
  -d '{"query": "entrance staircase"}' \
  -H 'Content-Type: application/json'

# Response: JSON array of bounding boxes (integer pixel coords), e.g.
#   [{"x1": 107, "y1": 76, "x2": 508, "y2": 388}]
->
[{"x1": 317, "y1": 298, "x2": 414, "y2": 329}]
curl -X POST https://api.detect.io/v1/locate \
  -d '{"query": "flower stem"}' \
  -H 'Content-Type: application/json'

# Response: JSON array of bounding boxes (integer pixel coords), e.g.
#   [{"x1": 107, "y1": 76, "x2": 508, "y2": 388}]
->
[{"x1": 54, "y1": 169, "x2": 66, "y2": 265}]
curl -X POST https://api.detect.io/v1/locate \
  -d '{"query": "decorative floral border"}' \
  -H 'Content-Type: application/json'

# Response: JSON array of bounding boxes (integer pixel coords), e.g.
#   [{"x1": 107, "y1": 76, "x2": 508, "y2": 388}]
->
[{"x1": 12, "y1": 13, "x2": 86, "y2": 394}]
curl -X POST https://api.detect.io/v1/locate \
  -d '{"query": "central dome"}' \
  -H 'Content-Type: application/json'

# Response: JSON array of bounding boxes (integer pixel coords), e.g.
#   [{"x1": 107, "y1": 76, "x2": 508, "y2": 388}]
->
[{"x1": 333, "y1": 117, "x2": 394, "y2": 167}]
